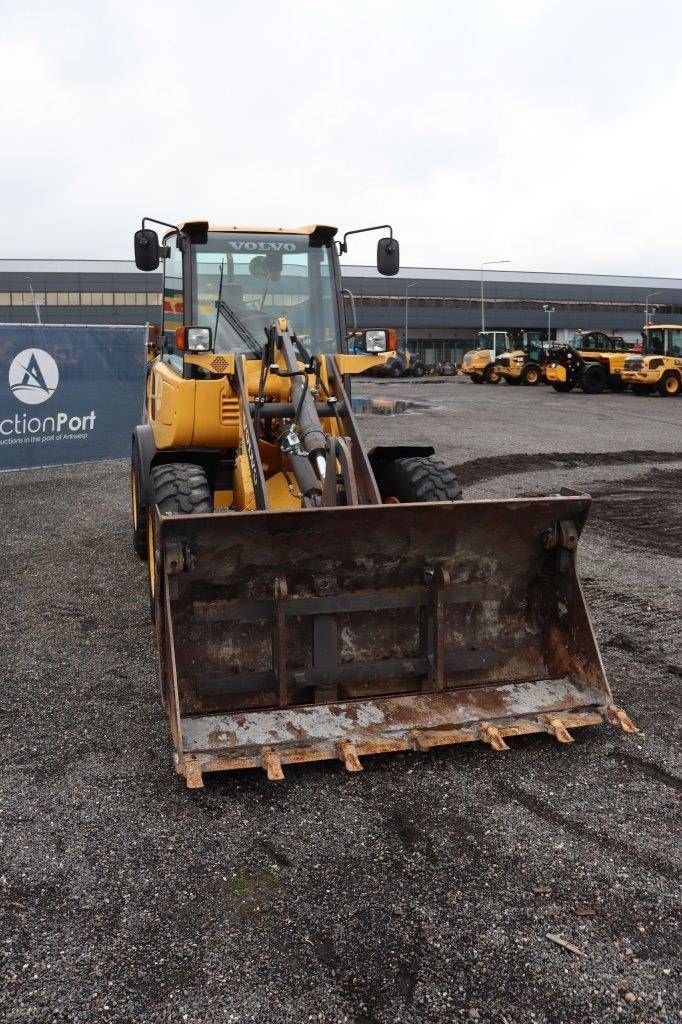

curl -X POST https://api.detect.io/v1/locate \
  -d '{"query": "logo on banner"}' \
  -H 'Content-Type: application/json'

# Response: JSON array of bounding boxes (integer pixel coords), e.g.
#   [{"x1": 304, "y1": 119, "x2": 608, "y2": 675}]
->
[{"x1": 9, "y1": 348, "x2": 60, "y2": 405}]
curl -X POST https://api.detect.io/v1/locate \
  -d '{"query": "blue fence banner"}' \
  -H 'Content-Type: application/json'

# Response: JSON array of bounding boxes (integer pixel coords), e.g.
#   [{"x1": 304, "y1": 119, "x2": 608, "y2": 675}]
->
[{"x1": 0, "y1": 324, "x2": 147, "y2": 470}]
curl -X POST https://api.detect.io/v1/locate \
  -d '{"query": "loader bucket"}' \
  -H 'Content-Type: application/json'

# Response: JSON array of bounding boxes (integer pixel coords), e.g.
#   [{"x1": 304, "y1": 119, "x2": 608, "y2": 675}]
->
[{"x1": 153, "y1": 495, "x2": 637, "y2": 786}]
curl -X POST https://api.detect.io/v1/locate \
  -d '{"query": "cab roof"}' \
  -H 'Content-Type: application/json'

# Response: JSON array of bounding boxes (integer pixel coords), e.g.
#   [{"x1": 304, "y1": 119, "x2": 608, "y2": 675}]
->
[
  {"x1": 179, "y1": 222, "x2": 337, "y2": 237},
  {"x1": 644, "y1": 323, "x2": 682, "y2": 330}
]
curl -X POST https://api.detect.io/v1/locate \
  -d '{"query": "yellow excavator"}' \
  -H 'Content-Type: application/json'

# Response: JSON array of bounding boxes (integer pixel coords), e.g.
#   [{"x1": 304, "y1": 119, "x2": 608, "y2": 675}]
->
[{"x1": 130, "y1": 217, "x2": 637, "y2": 787}]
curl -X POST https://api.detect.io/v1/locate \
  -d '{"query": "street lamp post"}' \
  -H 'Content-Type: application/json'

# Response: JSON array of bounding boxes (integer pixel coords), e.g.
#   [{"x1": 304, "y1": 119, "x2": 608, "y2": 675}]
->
[
  {"x1": 480, "y1": 259, "x2": 510, "y2": 332},
  {"x1": 644, "y1": 291, "x2": 662, "y2": 327},
  {"x1": 543, "y1": 304, "x2": 556, "y2": 345},
  {"x1": 405, "y1": 282, "x2": 416, "y2": 349}
]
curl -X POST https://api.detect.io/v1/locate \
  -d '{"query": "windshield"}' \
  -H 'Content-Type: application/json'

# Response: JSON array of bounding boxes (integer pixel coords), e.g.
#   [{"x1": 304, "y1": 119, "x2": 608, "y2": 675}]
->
[
  {"x1": 192, "y1": 232, "x2": 339, "y2": 355},
  {"x1": 645, "y1": 329, "x2": 666, "y2": 355},
  {"x1": 645, "y1": 328, "x2": 682, "y2": 356},
  {"x1": 475, "y1": 332, "x2": 496, "y2": 350}
]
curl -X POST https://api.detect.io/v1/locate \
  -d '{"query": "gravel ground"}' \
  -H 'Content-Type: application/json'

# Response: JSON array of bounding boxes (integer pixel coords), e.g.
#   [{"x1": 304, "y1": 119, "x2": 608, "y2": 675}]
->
[{"x1": 1, "y1": 380, "x2": 680, "y2": 1024}]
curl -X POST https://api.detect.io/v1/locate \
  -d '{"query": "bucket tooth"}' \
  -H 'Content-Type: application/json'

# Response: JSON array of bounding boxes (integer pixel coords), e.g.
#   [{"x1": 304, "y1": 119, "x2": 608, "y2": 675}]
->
[
  {"x1": 605, "y1": 705, "x2": 640, "y2": 734},
  {"x1": 544, "y1": 715, "x2": 574, "y2": 744},
  {"x1": 479, "y1": 721, "x2": 510, "y2": 752},
  {"x1": 337, "y1": 739, "x2": 363, "y2": 772},
  {"x1": 181, "y1": 754, "x2": 204, "y2": 789},
  {"x1": 261, "y1": 746, "x2": 285, "y2": 782}
]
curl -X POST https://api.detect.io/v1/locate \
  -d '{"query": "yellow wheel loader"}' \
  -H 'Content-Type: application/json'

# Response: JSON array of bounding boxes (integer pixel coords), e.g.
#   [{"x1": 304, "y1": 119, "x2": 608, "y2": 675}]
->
[
  {"x1": 460, "y1": 331, "x2": 511, "y2": 383},
  {"x1": 130, "y1": 218, "x2": 637, "y2": 787},
  {"x1": 495, "y1": 333, "x2": 547, "y2": 386},
  {"x1": 621, "y1": 325, "x2": 682, "y2": 396}
]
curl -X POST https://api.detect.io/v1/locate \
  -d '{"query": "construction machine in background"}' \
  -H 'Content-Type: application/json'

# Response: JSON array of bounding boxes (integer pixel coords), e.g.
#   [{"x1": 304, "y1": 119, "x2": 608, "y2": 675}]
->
[
  {"x1": 350, "y1": 328, "x2": 426, "y2": 378},
  {"x1": 545, "y1": 331, "x2": 634, "y2": 394},
  {"x1": 621, "y1": 324, "x2": 682, "y2": 396},
  {"x1": 495, "y1": 332, "x2": 548, "y2": 386},
  {"x1": 460, "y1": 331, "x2": 512, "y2": 383},
  {"x1": 130, "y1": 217, "x2": 637, "y2": 787}
]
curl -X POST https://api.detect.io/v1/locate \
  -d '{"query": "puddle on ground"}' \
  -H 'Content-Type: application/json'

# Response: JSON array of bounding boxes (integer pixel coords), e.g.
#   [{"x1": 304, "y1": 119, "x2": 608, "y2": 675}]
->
[{"x1": 352, "y1": 397, "x2": 426, "y2": 415}]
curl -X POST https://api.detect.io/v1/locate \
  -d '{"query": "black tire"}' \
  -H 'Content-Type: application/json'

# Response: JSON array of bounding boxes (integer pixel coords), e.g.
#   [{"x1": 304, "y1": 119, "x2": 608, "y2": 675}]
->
[
  {"x1": 147, "y1": 463, "x2": 212, "y2": 620},
  {"x1": 581, "y1": 365, "x2": 607, "y2": 395},
  {"x1": 632, "y1": 383, "x2": 655, "y2": 396},
  {"x1": 376, "y1": 456, "x2": 463, "y2": 503},
  {"x1": 482, "y1": 364, "x2": 500, "y2": 385},
  {"x1": 131, "y1": 442, "x2": 147, "y2": 560},
  {"x1": 552, "y1": 381, "x2": 575, "y2": 393},
  {"x1": 521, "y1": 363, "x2": 542, "y2": 386},
  {"x1": 658, "y1": 371, "x2": 681, "y2": 397}
]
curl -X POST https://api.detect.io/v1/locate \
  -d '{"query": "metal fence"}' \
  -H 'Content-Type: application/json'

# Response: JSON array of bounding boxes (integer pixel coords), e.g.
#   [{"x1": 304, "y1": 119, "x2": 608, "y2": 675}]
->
[{"x1": 0, "y1": 324, "x2": 146, "y2": 471}]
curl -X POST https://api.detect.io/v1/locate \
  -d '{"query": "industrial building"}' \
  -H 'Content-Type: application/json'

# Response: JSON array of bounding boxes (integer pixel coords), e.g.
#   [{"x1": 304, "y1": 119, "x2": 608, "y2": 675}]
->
[{"x1": 2, "y1": 258, "x2": 681, "y2": 366}]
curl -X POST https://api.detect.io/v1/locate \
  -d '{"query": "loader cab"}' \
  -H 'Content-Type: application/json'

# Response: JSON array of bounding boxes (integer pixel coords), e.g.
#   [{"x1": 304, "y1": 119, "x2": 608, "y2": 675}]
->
[
  {"x1": 136, "y1": 220, "x2": 400, "y2": 367},
  {"x1": 474, "y1": 331, "x2": 512, "y2": 357},
  {"x1": 642, "y1": 325, "x2": 682, "y2": 357}
]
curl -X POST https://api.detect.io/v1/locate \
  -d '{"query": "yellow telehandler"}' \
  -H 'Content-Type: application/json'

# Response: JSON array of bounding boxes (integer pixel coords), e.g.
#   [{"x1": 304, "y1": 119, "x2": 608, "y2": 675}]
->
[{"x1": 130, "y1": 218, "x2": 637, "y2": 787}]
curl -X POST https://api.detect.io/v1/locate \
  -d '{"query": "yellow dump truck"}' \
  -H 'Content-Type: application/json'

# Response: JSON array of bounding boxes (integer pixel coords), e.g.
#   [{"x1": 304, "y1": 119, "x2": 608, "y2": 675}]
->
[{"x1": 621, "y1": 324, "x2": 682, "y2": 396}]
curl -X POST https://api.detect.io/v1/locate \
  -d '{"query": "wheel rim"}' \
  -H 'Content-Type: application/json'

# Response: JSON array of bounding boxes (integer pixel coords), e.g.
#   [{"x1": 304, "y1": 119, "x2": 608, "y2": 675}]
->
[
  {"x1": 147, "y1": 517, "x2": 156, "y2": 598},
  {"x1": 665, "y1": 376, "x2": 679, "y2": 394},
  {"x1": 527, "y1": 369, "x2": 538, "y2": 383}
]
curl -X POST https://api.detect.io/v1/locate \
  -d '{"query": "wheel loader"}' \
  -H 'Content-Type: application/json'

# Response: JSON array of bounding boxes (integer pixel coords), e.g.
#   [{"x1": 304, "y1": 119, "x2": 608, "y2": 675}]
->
[
  {"x1": 495, "y1": 332, "x2": 548, "y2": 386},
  {"x1": 130, "y1": 217, "x2": 637, "y2": 787},
  {"x1": 621, "y1": 324, "x2": 682, "y2": 396},
  {"x1": 460, "y1": 331, "x2": 511, "y2": 383}
]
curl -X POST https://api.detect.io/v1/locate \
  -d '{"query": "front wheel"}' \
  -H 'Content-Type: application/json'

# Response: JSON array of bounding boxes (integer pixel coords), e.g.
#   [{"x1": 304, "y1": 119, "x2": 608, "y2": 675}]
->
[
  {"x1": 147, "y1": 462, "x2": 212, "y2": 621},
  {"x1": 482, "y1": 364, "x2": 500, "y2": 384},
  {"x1": 581, "y1": 365, "x2": 607, "y2": 395},
  {"x1": 376, "y1": 456, "x2": 463, "y2": 503},
  {"x1": 521, "y1": 363, "x2": 541, "y2": 386},
  {"x1": 659, "y1": 372, "x2": 681, "y2": 397}
]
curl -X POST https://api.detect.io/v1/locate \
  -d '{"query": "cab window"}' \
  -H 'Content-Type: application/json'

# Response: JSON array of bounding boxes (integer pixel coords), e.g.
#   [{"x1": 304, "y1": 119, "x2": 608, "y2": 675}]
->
[
  {"x1": 162, "y1": 235, "x2": 184, "y2": 334},
  {"x1": 668, "y1": 329, "x2": 682, "y2": 356}
]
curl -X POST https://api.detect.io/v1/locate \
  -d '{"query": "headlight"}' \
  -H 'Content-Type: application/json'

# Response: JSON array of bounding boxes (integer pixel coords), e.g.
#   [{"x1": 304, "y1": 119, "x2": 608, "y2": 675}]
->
[
  {"x1": 365, "y1": 330, "x2": 387, "y2": 352},
  {"x1": 187, "y1": 326, "x2": 213, "y2": 352}
]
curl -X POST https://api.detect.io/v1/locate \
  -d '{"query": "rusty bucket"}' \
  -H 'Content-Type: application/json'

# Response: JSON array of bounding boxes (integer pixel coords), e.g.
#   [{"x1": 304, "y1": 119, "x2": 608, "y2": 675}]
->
[{"x1": 151, "y1": 495, "x2": 637, "y2": 786}]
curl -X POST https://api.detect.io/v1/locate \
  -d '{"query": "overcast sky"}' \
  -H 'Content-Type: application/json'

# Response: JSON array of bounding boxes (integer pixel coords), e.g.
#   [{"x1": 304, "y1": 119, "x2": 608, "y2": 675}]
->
[{"x1": 1, "y1": 0, "x2": 680, "y2": 275}]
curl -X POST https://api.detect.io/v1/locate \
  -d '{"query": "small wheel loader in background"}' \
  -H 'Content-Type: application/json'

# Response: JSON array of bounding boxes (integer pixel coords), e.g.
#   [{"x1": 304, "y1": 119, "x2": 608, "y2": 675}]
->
[
  {"x1": 621, "y1": 324, "x2": 682, "y2": 396},
  {"x1": 495, "y1": 332, "x2": 548, "y2": 386},
  {"x1": 130, "y1": 218, "x2": 637, "y2": 787},
  {"x1": 460, "y1": 331, "x2": 511, "y2": 384}
]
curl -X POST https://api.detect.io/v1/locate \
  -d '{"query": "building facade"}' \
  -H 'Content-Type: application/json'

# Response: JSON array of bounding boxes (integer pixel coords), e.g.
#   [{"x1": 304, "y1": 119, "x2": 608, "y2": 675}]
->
[{"x1": 2, "y1": 258, "x2": 681, "y2": 366}]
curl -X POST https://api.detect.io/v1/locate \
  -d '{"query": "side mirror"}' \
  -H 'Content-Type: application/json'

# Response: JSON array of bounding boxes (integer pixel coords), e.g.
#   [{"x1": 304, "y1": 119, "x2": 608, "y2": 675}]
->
[
  {"x1": 377, "y1": 236, "x2": 399, "y2": 276},
  {"x1": 134, "y1": 228, "x2": 160, "y2": 272}
]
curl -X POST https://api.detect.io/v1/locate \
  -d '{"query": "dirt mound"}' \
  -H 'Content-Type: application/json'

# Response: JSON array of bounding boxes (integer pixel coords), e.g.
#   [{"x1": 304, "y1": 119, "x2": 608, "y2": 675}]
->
[{"x1": 456, "y1": 449, "x2": 682, "y2": 486}]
